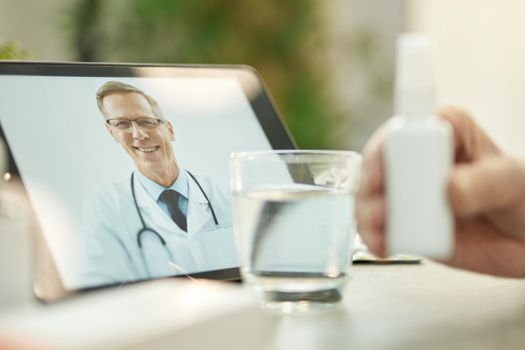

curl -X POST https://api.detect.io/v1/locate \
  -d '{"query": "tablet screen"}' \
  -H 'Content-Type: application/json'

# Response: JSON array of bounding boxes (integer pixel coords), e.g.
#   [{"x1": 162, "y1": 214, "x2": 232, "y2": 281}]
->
[{"x1": 0, "y1": 64, "x2": 293, "y2": 291}]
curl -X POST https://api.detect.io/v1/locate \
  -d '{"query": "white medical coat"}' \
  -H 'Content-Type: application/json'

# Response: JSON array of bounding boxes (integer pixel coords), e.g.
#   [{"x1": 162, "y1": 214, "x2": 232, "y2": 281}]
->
[{"x1": 79, "y1": 171, "x2": 237, "y2": 287}]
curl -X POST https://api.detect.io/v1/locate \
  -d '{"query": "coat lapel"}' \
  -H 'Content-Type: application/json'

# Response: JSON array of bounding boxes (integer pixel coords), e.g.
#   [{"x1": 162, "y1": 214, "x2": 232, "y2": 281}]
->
[{"x1": 187, "y1": 175, "x2": 214, "y2": 235}]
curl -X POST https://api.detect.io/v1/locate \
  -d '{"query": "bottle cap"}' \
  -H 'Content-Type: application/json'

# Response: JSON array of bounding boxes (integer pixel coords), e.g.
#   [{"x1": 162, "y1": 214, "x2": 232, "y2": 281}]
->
[{"x1": 394, "y1": 33, "x2": 435, "y2": 118}]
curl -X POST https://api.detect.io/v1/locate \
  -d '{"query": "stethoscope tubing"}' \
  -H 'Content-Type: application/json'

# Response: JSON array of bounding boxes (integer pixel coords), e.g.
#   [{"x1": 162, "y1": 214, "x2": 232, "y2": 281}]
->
[{"x1": 130, "y1": 170, "x2": 219, "y2": 277}]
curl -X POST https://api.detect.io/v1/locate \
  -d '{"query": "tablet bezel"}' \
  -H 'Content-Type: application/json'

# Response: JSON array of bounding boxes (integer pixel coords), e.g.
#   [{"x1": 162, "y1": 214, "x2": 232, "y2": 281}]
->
[{"x1": 0, "y1": 61, "x2": 296, "y2": 302}]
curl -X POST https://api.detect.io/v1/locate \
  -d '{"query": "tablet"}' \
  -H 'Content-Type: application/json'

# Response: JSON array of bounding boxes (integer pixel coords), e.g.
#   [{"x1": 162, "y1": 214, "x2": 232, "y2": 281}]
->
[{"x1": 0, "y1": 62, "x2": 295, "y2": 301}]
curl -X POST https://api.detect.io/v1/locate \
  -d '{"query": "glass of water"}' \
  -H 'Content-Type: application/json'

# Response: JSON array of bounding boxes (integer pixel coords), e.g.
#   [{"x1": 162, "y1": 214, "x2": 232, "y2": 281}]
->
[{"x1": 230, "y1": 150, "x2": 361, "y2": 312}]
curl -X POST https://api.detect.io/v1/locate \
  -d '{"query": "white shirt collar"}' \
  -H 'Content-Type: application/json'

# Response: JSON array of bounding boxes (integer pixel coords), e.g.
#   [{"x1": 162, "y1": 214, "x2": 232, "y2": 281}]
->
[{"x1": 135, "y1": 169, "x2": 189, "y2": 202}]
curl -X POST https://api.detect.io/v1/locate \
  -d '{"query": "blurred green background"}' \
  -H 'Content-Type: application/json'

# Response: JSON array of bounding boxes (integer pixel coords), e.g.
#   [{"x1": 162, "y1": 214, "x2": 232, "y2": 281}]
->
[
  {"x1": 66, "y1": 0, "x2": 337, "y2": 149},
  {"x1": 0, "y1": 0, "x2": 402, "y2": 150}
]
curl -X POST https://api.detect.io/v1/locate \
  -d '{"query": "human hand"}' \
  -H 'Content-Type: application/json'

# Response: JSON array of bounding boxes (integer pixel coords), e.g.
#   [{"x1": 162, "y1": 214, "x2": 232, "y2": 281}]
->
[{"x1": 356, "y1": 107, "x2": 525, "y2": 277}]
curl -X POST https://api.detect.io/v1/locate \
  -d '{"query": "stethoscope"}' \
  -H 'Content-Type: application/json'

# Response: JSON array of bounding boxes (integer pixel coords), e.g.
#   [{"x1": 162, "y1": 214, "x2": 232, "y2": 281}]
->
[{"x1": 130, "y1": 170, "x2": 219, "y2": 277}]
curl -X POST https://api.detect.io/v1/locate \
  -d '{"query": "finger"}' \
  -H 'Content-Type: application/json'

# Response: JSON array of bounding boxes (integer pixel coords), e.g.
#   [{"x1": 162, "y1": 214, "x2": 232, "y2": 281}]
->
[
  {"x1": 437, "y1": 106, "x2": 500, "y2": 162},
  {"x1": 355, "y1": 195, "x2": 386, "y2": 256},
  {"x1": 437, "y1": 106, "x2": 474, "y2": 160},
  {"x1": 441, "y1": 218, "x2": 525, "y2": 278},
  {"x1": 448, "y1": 156, "x2": 525, "y2": 217},
  {"x1": 356, "y1": 195, "x2": 386, "y2": 235},
  {"x1": 359, "y1": 125, "x2": 387, "y2": 197},
  {"x1": 362, "y1": 228, "x2": 386, "y2": 258}
]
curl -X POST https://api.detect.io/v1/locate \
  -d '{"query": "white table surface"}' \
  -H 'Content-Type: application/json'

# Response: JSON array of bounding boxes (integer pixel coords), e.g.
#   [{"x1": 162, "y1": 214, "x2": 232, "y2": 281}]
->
[
  {"x1": 3, "y1": 259, "x2": 525, "y2": 350},
  {"x1": 259, "y1": 260, "x2": 525, "y2": 350}
]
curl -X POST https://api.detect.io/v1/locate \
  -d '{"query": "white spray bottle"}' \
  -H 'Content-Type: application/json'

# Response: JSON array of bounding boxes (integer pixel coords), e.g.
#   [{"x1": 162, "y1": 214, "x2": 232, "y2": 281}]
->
[{"x1": 385, "y1": 33, "x2": 453, "y2": 259}]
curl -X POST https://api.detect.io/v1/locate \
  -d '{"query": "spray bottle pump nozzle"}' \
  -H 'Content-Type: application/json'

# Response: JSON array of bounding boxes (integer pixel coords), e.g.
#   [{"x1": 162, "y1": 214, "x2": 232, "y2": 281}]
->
[{"x1": 395, "y1": 33, "x2": 435, "y2": 118}]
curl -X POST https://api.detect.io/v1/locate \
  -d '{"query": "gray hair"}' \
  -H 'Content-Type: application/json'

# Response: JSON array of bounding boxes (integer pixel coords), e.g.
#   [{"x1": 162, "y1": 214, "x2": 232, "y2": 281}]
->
[{"x1": 96, "y1": 81, "x2": 164, "y2": 119}]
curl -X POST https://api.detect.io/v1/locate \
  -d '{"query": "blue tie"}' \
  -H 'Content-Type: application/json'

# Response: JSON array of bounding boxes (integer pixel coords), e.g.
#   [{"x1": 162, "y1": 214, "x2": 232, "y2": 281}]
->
[{"x1": 159, "y1": 189, "x2": 187, "y2": 232}]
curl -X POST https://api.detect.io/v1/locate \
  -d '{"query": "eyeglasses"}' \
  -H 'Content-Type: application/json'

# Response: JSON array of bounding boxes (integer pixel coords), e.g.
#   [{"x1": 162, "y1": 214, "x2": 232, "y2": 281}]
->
[{"x1": 106, "y1": 118, "x2": 166, "y2": 132}]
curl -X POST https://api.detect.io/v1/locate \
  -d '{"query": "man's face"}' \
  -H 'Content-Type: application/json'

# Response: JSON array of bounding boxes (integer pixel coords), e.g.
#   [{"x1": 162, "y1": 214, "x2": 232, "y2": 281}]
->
[{"x1": 101, "y1": 91, "x2": 175, "y2": 173}]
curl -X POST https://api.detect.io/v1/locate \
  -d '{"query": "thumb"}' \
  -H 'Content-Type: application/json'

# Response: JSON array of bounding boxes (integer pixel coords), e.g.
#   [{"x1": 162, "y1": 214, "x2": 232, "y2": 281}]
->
[{"x1": 448, "y1": 156, "x2": 525, "y2": 217}]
